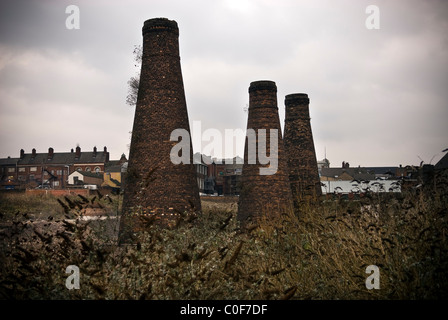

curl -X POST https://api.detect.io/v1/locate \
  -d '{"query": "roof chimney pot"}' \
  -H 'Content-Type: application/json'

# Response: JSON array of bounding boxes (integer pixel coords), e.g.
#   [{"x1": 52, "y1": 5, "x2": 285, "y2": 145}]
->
[{"x1": 48, "y1": 147, "x2": 54, "y2": 159}]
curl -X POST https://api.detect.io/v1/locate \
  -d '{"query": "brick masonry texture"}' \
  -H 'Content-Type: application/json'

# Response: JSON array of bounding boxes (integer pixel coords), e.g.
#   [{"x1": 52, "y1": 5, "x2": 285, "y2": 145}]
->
[
  {"x1": 237, "y1": 81, "x2": 293, "y2": 224},
  {"x1": 283, "y1": 93, "x2": 322, "y2": 206},
  {"x1": 120, "y1": 18, "x2": 201, "y2": 236}
]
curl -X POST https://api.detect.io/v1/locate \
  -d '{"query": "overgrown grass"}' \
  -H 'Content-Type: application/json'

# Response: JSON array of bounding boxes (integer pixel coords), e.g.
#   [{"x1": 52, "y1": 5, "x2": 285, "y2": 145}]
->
[
  {"x1": 0, "y1": 175, "x2": 447, "y2": 299},
  {"x1": 0, "y1": 192, "x2": 66, "y2": 220}
]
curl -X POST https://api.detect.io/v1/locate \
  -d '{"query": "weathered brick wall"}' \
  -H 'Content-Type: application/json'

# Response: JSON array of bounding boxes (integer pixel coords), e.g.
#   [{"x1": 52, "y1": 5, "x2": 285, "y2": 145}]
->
[
  {"x1": 237, "y1": 81, "x2": 293, "y2": 225},
  {"x1": 283, "y1": 93, "x2": 322, "y2": 206},
  {"x1": 120, "y1": 18, "x2": 201, "y2": 236},
  {"x1": 26, "y1": 189, "x2": 90, "y2": 197}
]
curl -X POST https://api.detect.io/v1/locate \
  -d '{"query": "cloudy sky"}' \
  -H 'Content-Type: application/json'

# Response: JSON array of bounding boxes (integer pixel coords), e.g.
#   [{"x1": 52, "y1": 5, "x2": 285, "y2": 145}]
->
[{"x1": 1, "y1": 0, "x2": 447, "y2": 167}]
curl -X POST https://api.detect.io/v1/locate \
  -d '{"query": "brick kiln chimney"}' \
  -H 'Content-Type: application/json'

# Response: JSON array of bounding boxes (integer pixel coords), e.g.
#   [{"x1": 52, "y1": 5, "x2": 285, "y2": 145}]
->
[
  {"x1": 237, "y1": 80, "x2": 293, "y2": 226},
  {"x1": 283, "y1": 93, "x2": 322, "y2": 206},
  {"x1": 120, "y1": 18, "x2": 200, "y2": 241}
]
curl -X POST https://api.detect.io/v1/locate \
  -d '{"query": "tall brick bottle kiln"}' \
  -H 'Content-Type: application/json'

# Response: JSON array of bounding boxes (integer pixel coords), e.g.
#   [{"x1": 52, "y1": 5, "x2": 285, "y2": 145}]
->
[
  {"x1": 283, "y1": 93, "x2": 322, "y2": 206},
  {"x1": 237, "y1": 81, "x2": 293, "y2": 225},
  {"x1": 120, "y1": 18, "x2": 200, "y2": 238}
]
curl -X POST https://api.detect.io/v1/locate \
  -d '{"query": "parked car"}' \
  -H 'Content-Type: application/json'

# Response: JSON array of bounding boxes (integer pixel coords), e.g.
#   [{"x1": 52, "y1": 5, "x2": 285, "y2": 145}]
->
[
  {"x1": 35, "y1": 184, "x2": 50, "y2": 189},
  {"x1": 83, "y1": 184, "x2": 98, "y2": 190}
]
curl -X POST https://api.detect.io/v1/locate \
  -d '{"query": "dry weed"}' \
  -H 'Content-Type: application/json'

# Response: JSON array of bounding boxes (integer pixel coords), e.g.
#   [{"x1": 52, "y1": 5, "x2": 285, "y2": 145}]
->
[{"x1": 0, "y1": 179, "x2": 447, "y2": 299}]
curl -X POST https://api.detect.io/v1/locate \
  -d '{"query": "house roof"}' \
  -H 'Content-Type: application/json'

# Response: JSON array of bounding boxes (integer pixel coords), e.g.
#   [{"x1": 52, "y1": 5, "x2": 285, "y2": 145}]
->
[
  {"x1": 80, "y1": 171, "x2": 104, "y2": 179},
  {"x1": 105, "y1": 158, "x2": 128, "y2": 172},
  {"x1": 321, "y1": 166, "x2": 402, "y2": 179},
  {"x1": 70, "y1": 170, "x2": 104, "y2": 180},
  {"x1": 364, "y1": 167, "x2": 400, "y2": 175},
  {"x1": 16, "y1": 151, "x2": 108, "y2": 166},
  {"x1": 0, "y1": 157, "x2": 19, "y2": 166},
  {"x1": 435, "y1": 152, "x2": 448, "y2": 170},
  {"x1": 320, "y1": 168, "x2": 375, "y2": 181},
  {"x1": 105, "y1": 164, "x2": 122, "y2": 173}
]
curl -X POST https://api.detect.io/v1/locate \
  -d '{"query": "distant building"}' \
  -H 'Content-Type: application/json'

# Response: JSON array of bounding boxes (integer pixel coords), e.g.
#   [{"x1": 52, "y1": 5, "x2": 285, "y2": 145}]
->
[
  {"x1": 211, "y1": 159, "x2": 243, "y2": 196},
  {"x1": 194, "y1": 153, "x2": 208, "y2": 194},
  {"x1": 0, "y1": 157, "x2": 20, "y2": 189},
  {"x1": 319, "y1": 161, "x2": 414, "y2": 194},
  {"x1": 435, "y1": 152, "x2": 448, "y2": 170},
  {"x1": 196, "y1": 153, "x2": 243, "y2": 195},
  {"x1": 320, "y1": 161, "x2": 412, "y2": 182},
  {"x1": 317, "y1": 158, "x2": 330, "y2": 170},
  {"x1": 320, "y1": 167, "x2": 375, "y2": 182},
  {"x1": 68, "y1": 171, "x2": 104, "y2": 188},
  {"x1": 103, "y1": 153, "x2": 128, "y2": 191},
  {"x1": 0, "y1": 146, "x2": 125, "y2": 190}
]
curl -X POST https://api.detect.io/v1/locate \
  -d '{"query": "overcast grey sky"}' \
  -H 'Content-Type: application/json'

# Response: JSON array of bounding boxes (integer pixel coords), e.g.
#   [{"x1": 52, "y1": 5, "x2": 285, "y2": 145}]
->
[{"x1": 0, "y1": 0, "x2": 447, "y2": 167}]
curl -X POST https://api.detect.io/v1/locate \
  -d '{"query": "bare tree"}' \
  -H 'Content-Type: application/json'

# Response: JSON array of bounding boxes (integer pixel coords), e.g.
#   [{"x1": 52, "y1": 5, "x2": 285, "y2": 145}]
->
[{"x1": 126, "y1": 45, "x2": 142, "y2": 107}]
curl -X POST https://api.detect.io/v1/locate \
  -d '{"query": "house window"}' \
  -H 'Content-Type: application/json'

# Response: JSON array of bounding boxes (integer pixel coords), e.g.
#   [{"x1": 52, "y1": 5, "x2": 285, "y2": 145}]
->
[
  {"x1": 76, "y1": 167, "x2": 82, "y2": 172},
  {"x1": 54, "y1": 181, "x2": 60, "y2": 187},
  {"x1": 74, "y1": 177, "x2": 79, "y2": 184},
  {"x1": 18, "y1": 167, "x2": 25, "y2": 173},
  {"x1": 29, "y1": 174, "x2": 35, "y2": 180},
  {"x1": 44, "y1": 171, "x2": 49, "y2": 176},
  {"x1": 7, "y1": 167, "x2": 15, "y2": 173},
  {"x1": 94, "y1": 167, "x2": 101, "y2": 173},
  {"x1": 57, "y1": 170, "x2": 62, "y2": 175},
  {"x1": 85, "y1": 167, "x2": 91, "y2": 172},
  {"x1": 30, "y1": 167, "x2": 37, "y2": 172}
]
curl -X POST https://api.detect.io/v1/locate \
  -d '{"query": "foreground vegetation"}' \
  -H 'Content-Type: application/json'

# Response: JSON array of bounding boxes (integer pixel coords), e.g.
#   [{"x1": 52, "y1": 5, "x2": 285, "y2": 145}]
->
[{"x1": 0, "y1": 176, "x2": 447, "y2": 299}]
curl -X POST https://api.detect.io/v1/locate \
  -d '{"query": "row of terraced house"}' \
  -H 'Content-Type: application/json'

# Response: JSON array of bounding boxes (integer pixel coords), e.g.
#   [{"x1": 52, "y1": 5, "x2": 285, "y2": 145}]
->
[
  {"x1": 2, "y1": 146, "x2": 445, "y2": 195},
  {"x1": 0, "y1": 146, "x2": 127, "y2": 191},
  {"x1": 0, "y1": 146, "x2": 242, "y2": 195}
]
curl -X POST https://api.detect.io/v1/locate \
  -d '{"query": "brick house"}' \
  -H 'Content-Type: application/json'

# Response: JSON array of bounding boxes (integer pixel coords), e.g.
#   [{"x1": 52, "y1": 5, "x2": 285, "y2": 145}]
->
[
  {"x1": 0, "y1": 146, "x2": 111, "y2": 189},
  {"x1": 194, "y1": 153, "x2": 243, "y2": 196},
  {"x1": 0, "y1": 157, "x2": 20, "y2": 189},
  {"x1": 206, "y1": 156, "x2": 243, "y2": 196},
  {"x1": 193, "y1": 152, "x2": 208, "y2": 194}
]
